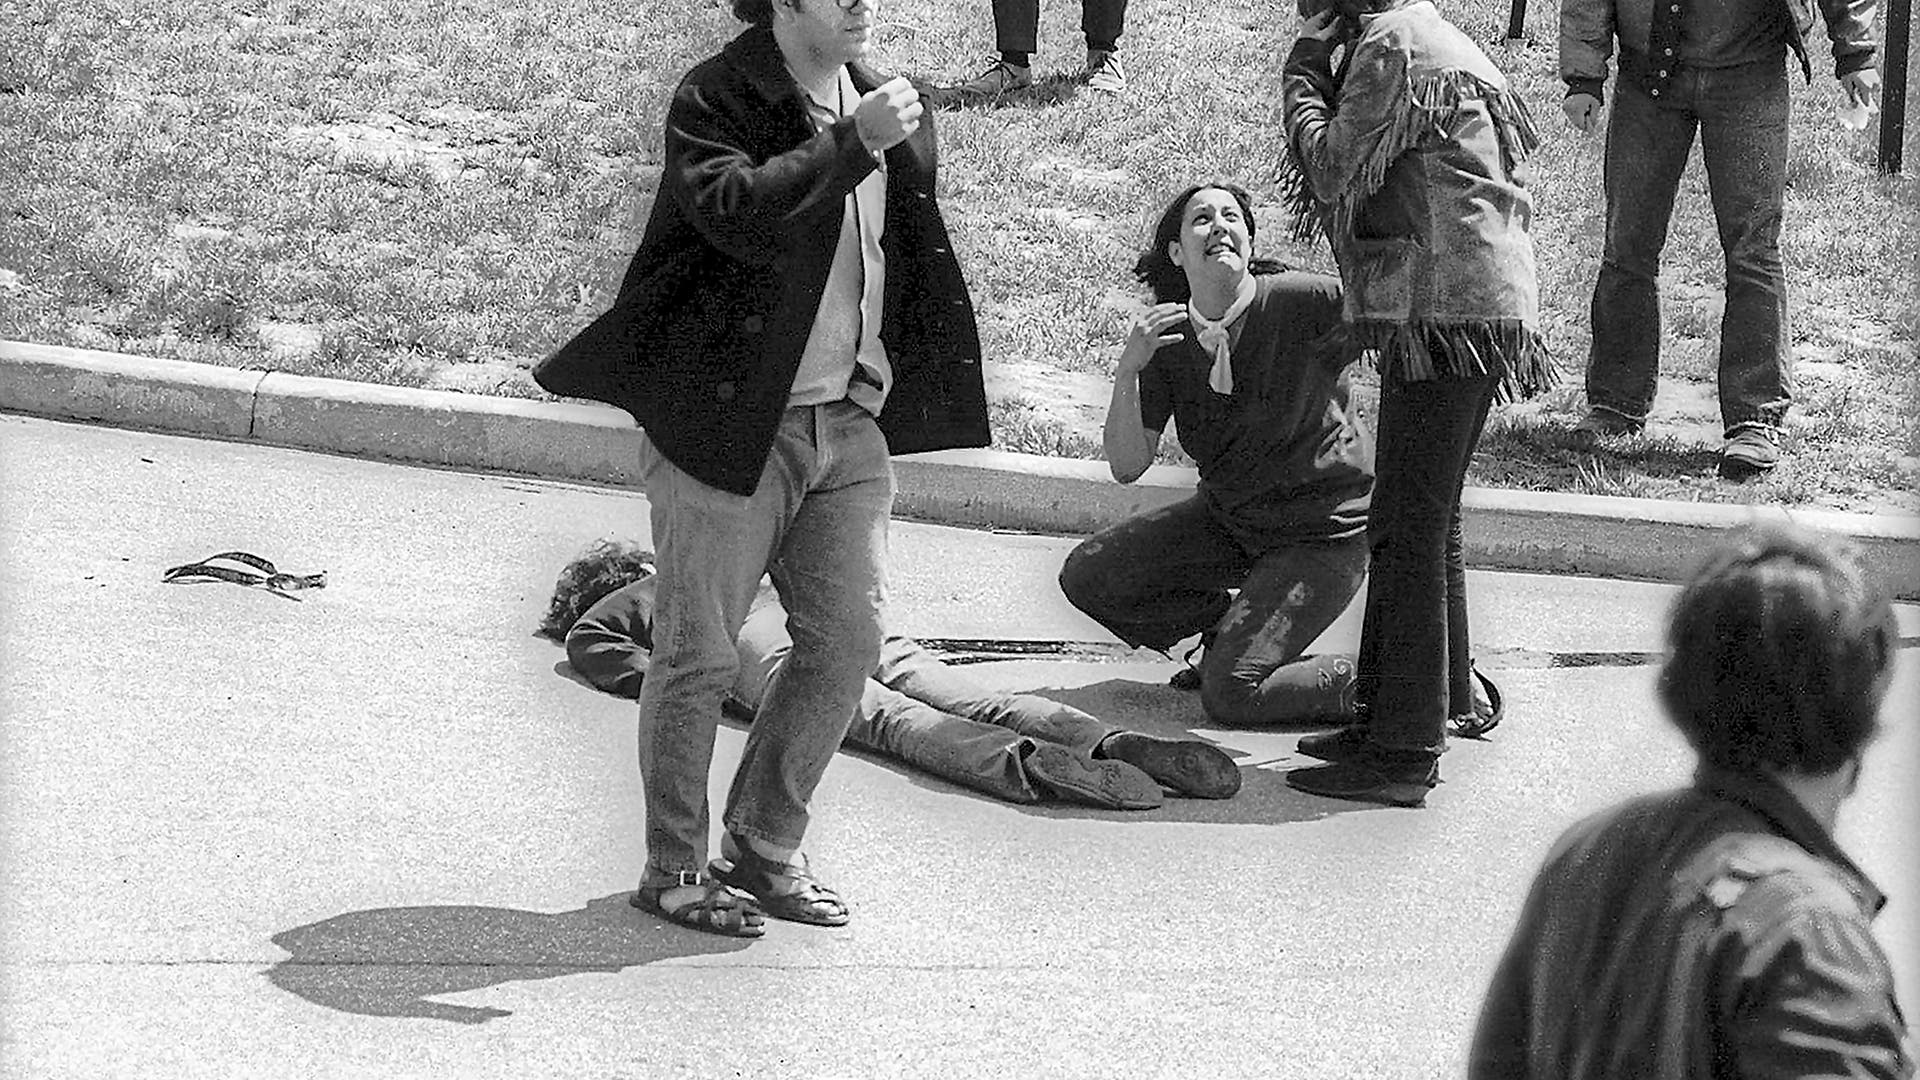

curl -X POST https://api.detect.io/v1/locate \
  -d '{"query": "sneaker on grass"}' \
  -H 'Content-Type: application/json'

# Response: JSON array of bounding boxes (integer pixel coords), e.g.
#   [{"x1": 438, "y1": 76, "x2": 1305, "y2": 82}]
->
[{"x1": 1085, "y1": 49, "x2": 1126, "y2": 93}]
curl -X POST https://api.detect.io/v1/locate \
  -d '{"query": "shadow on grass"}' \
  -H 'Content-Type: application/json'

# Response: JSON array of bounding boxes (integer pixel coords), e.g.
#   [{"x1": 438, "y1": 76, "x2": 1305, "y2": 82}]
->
[
  {"x1": 265, "y1": 893, "x2": 754, "y2": 1024},
  {"x1": 920, "y1": 72, "x2": 1084, "y2": 112},
  {"x1": 1471, "y1": 415, "x2": 1725, "y2": 495}
]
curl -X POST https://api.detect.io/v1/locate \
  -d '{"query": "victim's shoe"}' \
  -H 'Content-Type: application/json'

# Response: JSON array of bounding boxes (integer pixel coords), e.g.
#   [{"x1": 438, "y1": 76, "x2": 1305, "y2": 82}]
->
[
  {"x1": 1097, "y1": 731, "x2": 1240, "y2": 799},
  {"x1": 1026, "y1": 742, "x2": 1163, "y2": 809}
]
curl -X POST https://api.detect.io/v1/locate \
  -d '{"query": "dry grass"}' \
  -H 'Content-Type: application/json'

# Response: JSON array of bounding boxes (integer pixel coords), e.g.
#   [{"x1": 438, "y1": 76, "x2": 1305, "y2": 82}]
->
[{"x1": 1, "y1": 0, "x2": 1915, "y2": 510}]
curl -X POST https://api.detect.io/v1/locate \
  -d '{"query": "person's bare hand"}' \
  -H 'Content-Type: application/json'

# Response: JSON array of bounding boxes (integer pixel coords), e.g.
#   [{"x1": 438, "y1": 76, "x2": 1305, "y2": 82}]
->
[
  {"x1": 1562, "y1": 93, "x2": 1602, "y2": 134},
  {"x1": 1117, "y1": 303, "x2": 1186, "y2": 376},
  {"x1": 855, "y1": 76, "x2": 922, "y2": 154}
]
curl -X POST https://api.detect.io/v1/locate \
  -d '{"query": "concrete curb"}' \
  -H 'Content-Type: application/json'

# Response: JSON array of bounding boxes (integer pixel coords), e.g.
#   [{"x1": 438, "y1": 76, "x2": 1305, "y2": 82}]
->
[{"x1": 6, "y1": 338, "x2": 1918, "y2": 597}]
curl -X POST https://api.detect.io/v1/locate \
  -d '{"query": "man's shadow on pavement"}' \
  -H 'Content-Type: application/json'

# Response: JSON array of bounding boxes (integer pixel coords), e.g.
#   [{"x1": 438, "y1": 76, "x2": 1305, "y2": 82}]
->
[{"x1": 264, "y1": 892, "x2": 750, "y2": 1025}]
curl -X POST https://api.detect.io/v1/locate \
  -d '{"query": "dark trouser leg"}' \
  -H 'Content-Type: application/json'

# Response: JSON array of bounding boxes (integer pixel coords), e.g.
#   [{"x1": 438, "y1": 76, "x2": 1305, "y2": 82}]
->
[
  {"x1": 1196, "y1": 534, "x2": 1369, "y2": 727},
  {"x1": 1444, "y1": 389, "x2": 1496, "y2": 715},
  {"x1": 1697, "y1": 55, "x2": 1792, "y2": 435},
  {"x1": 992, "y1": 0, "x2": 1041, "y2": 56},
  {"x1": 1057, "y1": 494, "x2": 1251, "y2": 653},
  {"x1": 1083, "y1": 0, "x2": 1127, "y2": 52},
  {"x1": 1587, "y1": 73, "x2": 1697, "y2": 426},
  {"x1": 1358, "y1": 374, "x2": 1499, "y2": 757}
]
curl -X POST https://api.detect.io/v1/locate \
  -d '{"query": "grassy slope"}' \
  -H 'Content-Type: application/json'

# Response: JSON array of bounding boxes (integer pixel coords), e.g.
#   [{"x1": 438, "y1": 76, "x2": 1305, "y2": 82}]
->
[{"x1": 1, "y1": 0, "x2": 1915, "y2": 510}]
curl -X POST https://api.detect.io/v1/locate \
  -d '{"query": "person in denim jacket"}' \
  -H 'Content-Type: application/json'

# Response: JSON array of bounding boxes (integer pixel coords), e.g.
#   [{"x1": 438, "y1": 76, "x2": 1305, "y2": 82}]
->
[
  {"x1": 1470, "y1": 524, "x2": 1910, "y2": 1079},
  {"x1": 1559, "y1": 0, "x2": 1881, "y2": 476}
]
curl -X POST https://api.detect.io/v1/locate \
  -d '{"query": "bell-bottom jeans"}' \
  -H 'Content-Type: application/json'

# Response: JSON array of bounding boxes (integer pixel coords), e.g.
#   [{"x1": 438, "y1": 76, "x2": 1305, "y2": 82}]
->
[{"x1": 1356, "y1": 372, "x2": 1497, "y2": 757}]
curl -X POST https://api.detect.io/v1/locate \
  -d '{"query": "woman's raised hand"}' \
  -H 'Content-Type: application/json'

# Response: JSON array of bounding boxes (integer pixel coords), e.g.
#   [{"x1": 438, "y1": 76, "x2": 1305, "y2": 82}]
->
[{"x1": 1117, "y1": 303, "x2": 1187, "y2": 376}]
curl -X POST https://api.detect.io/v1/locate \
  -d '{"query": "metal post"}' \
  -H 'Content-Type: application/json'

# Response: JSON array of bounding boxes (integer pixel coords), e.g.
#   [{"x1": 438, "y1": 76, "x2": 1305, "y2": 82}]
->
[
  {"x1": 1507, "y1": 0, "x2": 1527, "y2": 39},
  {"x1": 1880, "y1": 0, "x2": 1910, "y2": 173}
]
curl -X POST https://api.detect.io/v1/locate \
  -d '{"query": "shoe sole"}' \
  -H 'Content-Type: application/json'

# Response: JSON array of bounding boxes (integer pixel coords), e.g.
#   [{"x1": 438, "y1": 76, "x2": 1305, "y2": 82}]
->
[
  {"x1": 1027, "y1": 744, "x2": 1162, "y2": 809},
  {"x1": 1115, "y1": 738, "x2": 1241, "y2": 799}
]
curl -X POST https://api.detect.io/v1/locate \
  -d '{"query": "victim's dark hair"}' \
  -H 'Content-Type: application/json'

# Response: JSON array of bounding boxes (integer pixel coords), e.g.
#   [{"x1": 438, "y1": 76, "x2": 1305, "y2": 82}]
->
[
  {"x1": 538, "y1": 539, "x2": 657, "y2": 641},
  {"x1": 1658, "y1": 523, "x2": 1898, "y2": 776},
  {"x1": 1132, "y1": 182, "x2": 1289, "y2": 304},
  {"x1": 733, "y1": 0, "x2": 775, "y2": 25}
]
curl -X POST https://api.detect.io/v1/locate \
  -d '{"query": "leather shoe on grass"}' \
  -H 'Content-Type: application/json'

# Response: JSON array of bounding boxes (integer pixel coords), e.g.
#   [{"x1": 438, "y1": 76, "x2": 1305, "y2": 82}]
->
[
  {"x1": 1717, "y1": 427, "x2": 1780, "y2": 480},
  {"x1": 1098, "y1": 731, "x2": 1241, "y2": 799},
  {"x1": 1026, "y1": 743, "x2": 1163, "y2": 809}
]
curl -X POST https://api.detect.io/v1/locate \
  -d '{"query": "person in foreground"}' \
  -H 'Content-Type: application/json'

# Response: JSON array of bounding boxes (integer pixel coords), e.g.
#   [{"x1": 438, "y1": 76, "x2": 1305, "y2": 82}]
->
[
  {"x1": 533, "y1": 0, "x2": 989, "y2": 938},
  {"x1": 1469, "y1": 523, "x2": 1911, "y2": 1079},
  {"x1": 1058, "y1": 183, "x2": 1382, "y2": 733},
  {"x1": 1279, "y1": 0, "x2": 1553, "y2": 807},
  {"x1": 542, "y1": 542, "x2": 1242, "y2": 812}
]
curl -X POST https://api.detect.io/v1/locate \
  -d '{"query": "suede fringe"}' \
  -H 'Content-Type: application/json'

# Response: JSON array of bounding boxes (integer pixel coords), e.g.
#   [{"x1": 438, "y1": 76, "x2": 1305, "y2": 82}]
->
[
  {"x1": 1281, "y1": 71, "x2": 1541, "y2": 245},
  {"x1": 1353, "y1": 317, "x2": 1557, "y2": 402}
]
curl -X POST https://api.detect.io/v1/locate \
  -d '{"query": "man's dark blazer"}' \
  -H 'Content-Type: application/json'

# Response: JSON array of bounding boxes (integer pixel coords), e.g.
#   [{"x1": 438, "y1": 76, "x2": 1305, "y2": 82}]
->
[{"x1": 534, "y1": 25, "x2": 989, "y2": 497}]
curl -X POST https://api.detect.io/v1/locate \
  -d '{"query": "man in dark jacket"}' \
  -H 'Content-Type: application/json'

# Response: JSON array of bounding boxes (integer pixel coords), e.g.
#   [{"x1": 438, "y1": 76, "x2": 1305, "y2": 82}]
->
[
  {"x1": 1469, "y1": 524, "x2": 1910, "y2": 1079},
  {"x1": 534, "y1": 0, "x2": 988, "y2": 938},
  {"x1": 1560, "y1": 0, "x2": 1881, "y2": 477}
]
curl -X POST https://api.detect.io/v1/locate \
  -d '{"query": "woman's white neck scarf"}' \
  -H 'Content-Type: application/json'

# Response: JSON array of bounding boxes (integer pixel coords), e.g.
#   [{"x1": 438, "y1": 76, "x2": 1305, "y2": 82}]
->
[{"x1": 1188, "y1": 274, "x2": 1258, "y2": 395}]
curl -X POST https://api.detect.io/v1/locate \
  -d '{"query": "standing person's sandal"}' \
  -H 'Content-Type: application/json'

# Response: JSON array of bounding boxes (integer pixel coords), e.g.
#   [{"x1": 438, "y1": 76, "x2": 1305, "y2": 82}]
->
[
  {"x1": 709, "y1": 837, "x2": 850, "y2": 927},
  {"x1": 631, "y1": 872, "x2": 766, "y2": 938}
]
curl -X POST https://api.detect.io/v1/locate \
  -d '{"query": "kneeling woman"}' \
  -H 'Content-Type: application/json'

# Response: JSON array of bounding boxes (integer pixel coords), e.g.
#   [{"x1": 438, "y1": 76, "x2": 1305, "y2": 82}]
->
[{"x1": 1060, "y1": 182, "x2": 1372, "y2": 727}]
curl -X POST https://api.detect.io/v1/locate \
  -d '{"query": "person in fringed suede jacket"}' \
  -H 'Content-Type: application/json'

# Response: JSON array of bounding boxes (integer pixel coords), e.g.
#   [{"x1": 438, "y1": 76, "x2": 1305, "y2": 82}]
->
[
  {"x1": 534, "y1": 0, "x2": 988, "y2": 939},
  {"x1": 1279, "y1": 0, "x2": 1554, "y2": 808}
]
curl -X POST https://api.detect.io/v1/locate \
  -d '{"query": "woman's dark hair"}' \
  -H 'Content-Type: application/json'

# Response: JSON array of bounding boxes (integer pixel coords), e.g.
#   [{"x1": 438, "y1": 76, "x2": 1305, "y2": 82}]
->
[
  {"x1": 1132, "y1": 182, "x2": 1288, "y2": 304},
  {"x1": 538, "y1": 539, "x2": 657, "y2": 641},
  {"x1": 734, "y1": 0, "x2": 775, "y2": 25},
  {"x1": 1658, "y1": 523, "x2": 1897, "y2": 775}
]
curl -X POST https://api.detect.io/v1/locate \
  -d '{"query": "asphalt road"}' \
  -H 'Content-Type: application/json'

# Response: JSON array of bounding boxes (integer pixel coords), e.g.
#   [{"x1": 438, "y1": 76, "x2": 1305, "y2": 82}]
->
[{"x1": 2, "y1": 412, "x2": 1914, "y2": 1079}]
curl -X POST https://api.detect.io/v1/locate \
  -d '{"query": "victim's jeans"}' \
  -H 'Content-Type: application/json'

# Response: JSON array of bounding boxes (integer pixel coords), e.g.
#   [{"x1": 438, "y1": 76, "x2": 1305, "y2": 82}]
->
[
  {"x1": 734, "y1": 608, "x2": 1120, "y2": 804},
  {"x1": 635, "y1": 402, "x2": 892, "y2": 882},
  {"x1": 1356, "y1": 373, "x2": 1497, "y2": 757},
  {"x1": 1058, "y1": 495, "x2": 1369, "y2": 726},
  {"x1": 1587, "y1": 51, "x2": 1792, "y2": 435},
  {"x1": 992, "y1": 0, "x2": 1128, "y2": 54}
]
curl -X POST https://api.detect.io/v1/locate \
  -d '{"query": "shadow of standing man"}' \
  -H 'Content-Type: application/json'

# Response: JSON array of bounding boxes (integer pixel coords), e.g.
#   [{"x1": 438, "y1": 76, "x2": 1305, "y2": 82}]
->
[{"x1": 264, "y1": 893, "x2": 754, "y2": 1024}]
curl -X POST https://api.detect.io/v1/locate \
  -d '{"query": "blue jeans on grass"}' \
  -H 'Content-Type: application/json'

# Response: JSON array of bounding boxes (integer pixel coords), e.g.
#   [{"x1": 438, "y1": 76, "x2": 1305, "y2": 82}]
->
[
  {"x1": 635, "y1": 402, "x2": 892, "y2": 883},
  {"x1": 1587, "y1": 50, "x2": 1792, "y2": 436},
  {"x1": 1058, "y1": 496, "x2": 1369, "y2": 726},
  {"x1": 734, "y1": 608, "x2": 1119, "y2": 804}
]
